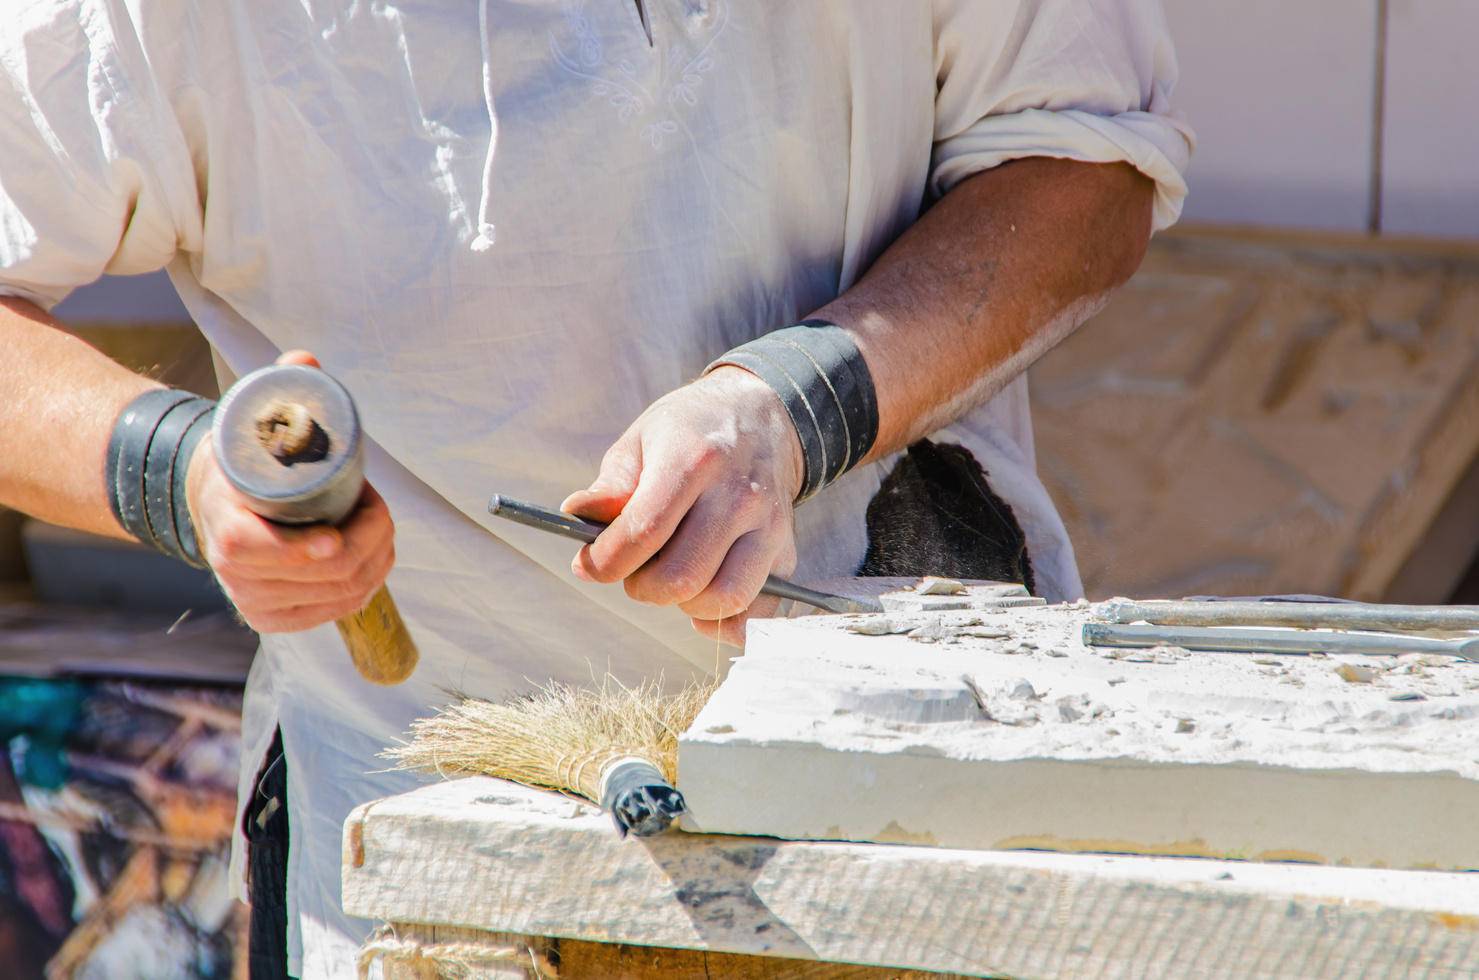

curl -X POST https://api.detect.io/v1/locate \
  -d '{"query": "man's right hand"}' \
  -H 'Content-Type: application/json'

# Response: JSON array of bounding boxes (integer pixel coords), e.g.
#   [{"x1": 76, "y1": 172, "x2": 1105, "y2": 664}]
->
[
  {"x1": 0, "y1": 302, "x2": 393, "y2": 634},
  {"x1": 186, "y1": 351, "x2": 396, "y2": 634}
]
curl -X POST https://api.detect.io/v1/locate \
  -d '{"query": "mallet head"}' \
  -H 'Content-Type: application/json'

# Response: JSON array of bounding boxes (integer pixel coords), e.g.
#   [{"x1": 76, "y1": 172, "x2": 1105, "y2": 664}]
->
[{"x1": 213, "y1": 364, "x2": 364, "y2": 525}]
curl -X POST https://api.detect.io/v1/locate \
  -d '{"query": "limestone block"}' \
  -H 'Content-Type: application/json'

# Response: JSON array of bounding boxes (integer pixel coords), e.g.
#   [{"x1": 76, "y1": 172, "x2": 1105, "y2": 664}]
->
[{"x1": 677, "y1": 605, "x2": 1479, "y2": 870}]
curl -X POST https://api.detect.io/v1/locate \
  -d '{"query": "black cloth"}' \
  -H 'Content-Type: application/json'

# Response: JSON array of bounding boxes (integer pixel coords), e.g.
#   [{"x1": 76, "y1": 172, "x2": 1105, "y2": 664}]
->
[
  {"x1": 859, "y1": 439, "x2": 1035, "y2": 592},
  {"x1": 245, "y1": 727, "x2": 292, "y2": 980}
]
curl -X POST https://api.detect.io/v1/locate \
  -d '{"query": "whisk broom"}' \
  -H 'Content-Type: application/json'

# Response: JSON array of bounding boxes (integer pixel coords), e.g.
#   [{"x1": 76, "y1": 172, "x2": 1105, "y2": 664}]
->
[{"x1": 383, "y1": 676, "x2": 715, "y2": 837}]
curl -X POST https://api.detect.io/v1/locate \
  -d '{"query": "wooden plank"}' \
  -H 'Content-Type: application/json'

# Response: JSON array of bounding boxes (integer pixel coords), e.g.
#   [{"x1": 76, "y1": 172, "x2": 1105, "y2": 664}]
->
[
  {"x1": 1158, "y1": 224, "x2": 1479, "y2": 261},
  {"x1": 547, "y1": 938, "x2": 967, "y2": 980},
  {"x1": 344, "y1": 778, "x2": 1479, "y2": 980},
  {"x1": 377, "y1": 924, "x2": 974, "y2": 980},
  {"x1": 1381, "y1": 413, "x2": 1479, "y2": 602}
]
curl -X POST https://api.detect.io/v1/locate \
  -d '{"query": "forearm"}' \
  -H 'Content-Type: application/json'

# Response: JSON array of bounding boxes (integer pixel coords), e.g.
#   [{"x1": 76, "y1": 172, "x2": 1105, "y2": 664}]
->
[
  {"x1": 815, "y1": 158, "x2": 1155, "y2": 458},
  {"x1": 0, "y1": 296, "x2": 160, "y2": 539}
]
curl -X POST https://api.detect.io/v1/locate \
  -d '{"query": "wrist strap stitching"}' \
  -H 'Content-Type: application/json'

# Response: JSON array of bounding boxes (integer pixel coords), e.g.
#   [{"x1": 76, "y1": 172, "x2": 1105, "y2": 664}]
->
[
  {"x1": 769, "y1": 334, "x2": 853, "y2": 478},
  {"x1": 172, "y1": 412, "x2": 215, "y2": 568},
  {"x1": 109, "y1": 389, "x2": 195, "y2": 548},
  {"x1": 145, "y1": 398, "x2": 215, "y2": 567}
]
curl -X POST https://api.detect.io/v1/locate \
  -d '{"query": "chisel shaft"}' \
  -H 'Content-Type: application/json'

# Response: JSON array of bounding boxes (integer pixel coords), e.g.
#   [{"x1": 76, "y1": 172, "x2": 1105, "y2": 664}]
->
[
  {"x1": 1097, "y1": 598, "x2": 1479, "y2": 633},
  {"x1": 1083, "y1": 622, "x2": 1479, "y2": 661},
  {"x1": 489, "y1": 495, "x2": 882, "y2": 615}
]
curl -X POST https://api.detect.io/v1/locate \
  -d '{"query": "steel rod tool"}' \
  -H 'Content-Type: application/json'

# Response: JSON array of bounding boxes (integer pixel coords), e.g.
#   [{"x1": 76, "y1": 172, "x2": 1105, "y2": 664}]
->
[
  {"x1": 1097, "y1": 598, "x2": 1479, "y2": 634},
  {"x1": 1084, "y1": 622, "x2": 1479, "y2": 661}
]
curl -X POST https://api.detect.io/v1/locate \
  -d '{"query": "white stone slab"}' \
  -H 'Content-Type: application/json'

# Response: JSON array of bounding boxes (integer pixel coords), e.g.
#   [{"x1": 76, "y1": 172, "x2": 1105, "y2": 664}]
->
[
  {"x1": 678, "y1": 606, "x2": 1479, "y2": 869},
  {"x1": 343, "y1": 777, "x2": 1479, "y2": 979}
]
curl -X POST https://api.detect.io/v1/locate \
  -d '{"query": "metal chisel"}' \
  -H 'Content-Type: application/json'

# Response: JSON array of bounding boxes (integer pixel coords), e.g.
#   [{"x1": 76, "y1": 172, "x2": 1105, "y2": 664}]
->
[
  {"x1": 1084, "y1": 622, "x2": 1479, "y2": 662},
  {"x1": 1096, "y1": 598, "x2": 1479, "y2": 634},
  {"x1": 488, "y1": 494, "x2": 882, "y2": 615}
]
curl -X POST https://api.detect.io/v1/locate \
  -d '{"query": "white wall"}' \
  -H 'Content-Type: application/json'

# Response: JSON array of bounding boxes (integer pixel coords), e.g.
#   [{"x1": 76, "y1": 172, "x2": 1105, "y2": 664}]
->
[
  {"x1": 1164, "y1": 0, "x2": 1378, "y2": 231},
  {"x1": 40, "y1": 1, "x2": 1479, "y2": 325},
  {"x1": 1164, "y1": 0, "x2": 1478, "y2": 240},
  {"x1": 1382, "y1": 0, "x2": 1479, "y2": 238}
]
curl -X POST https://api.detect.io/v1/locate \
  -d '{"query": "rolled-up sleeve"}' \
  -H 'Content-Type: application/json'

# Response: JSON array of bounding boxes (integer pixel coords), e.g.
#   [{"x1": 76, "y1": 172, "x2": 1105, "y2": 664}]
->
[
  {"x1": 931, "y1": 0, "x2": 1194, "y2": 230},
  {"x1": 0, "y1": 0, "x2": 199, "y2": 310}
]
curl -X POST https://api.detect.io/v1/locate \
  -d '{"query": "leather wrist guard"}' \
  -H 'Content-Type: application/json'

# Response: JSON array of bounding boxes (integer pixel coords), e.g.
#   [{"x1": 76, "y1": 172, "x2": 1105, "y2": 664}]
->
[
  {"x1": 106, "y1": 388, "x2": 216, "y2": 568},
  {"x1": 706, "y1": 319, "x2": 879, "y2": 502}
]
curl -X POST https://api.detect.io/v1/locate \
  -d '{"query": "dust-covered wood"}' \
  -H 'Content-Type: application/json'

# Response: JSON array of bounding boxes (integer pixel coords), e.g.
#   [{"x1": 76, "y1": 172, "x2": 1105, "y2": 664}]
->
[
  {"x1": 377, "y1": 923, "x2": 978, "y2": 979},
  {"x1": 344, "y1": 778, "x2": 1479, "y2": 980},
  {"x1": 253, "y1": 397, "x2": 318, "y2": 460},
  {"x1": 550, "y1": 938, "x2": 971, "y2": 980},
  {"x1": 336, "y1": 585, "x2": 418, "y2": 685}
]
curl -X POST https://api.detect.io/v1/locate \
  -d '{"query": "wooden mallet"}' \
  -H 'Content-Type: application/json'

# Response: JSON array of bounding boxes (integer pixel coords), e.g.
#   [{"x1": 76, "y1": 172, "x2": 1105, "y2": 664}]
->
[{"x1": 213, "y1": 364, "x2": 419, "y2": 685}]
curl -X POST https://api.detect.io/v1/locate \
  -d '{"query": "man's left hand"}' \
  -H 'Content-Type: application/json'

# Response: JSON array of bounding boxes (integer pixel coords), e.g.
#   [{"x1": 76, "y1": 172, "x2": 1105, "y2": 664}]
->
[{"x1": 562, "y1": 365, "x2": 803, "y2": 646}]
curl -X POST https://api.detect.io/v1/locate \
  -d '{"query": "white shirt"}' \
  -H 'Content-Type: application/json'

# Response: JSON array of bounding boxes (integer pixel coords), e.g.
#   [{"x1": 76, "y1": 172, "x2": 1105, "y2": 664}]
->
[{"x1": 1, "y1": 1, "x2": 1191, "y2": 975}]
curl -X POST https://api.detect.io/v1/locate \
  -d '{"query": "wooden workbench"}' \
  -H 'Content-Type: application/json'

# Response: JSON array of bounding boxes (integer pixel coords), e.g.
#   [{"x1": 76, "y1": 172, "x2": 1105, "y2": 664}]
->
[{"x1": 343, "y1": 778, "x2": 1479, "y2": 980}]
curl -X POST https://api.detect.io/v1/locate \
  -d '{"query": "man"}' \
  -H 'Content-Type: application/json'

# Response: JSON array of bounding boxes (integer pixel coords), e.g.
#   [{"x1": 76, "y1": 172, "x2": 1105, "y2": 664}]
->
[{"x1": 0, "y1": 0, "x2": 1190, "y2": 975}]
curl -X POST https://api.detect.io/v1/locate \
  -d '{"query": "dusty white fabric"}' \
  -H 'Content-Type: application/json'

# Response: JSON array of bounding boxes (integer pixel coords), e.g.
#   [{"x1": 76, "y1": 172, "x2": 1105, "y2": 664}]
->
[{"x1": 0, "y1": 1, "x2": 1191, "y2": 975}]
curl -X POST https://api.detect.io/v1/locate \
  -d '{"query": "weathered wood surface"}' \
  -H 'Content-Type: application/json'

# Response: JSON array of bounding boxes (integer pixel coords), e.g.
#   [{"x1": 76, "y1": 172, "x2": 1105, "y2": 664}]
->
[
  {"x1": 1029, "y1": 224, "x2": 1479, "y2": 602},
  {"x1": 375, "y1": 924, "x2": 973, "y2": 980},
  {"x1": 681, "y1": 610, "x2": 1479, "y2": 869},
  {"x1": 344, "y1": 778, "x2": 1479, "y2": 980}
]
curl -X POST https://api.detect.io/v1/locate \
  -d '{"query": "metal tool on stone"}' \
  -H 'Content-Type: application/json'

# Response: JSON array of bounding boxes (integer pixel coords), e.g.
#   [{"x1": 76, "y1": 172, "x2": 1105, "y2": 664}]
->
[
  {"x1": 1097, "y1": 598, "x2": 1479, "y2": 634},
  {"x1": 488, "y1": 495, "x2": 883, "y2": 614},
  {"x1": 1084, "y1": 622, "x2": 1479, "y2": 662},
  {"x1": 214, "y1": 364, "x2": 419, "y2": 685}
]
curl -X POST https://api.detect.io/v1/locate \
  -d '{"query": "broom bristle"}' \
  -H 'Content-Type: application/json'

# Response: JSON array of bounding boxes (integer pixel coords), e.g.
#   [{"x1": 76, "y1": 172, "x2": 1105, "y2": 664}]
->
[{"x1": 382, "y1": 677, "x2": 716, "y2": 804}]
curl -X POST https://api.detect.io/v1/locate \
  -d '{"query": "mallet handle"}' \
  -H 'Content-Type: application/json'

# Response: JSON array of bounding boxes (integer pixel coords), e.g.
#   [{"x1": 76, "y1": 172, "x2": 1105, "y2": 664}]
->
[{"x1": 336, "y1": 585, "x2": 419, "y2": 685}]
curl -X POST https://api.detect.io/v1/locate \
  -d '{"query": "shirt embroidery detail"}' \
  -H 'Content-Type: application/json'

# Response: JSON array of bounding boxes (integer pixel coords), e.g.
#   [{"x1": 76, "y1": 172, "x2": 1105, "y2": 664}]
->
[{"x1": 550, "y1": 0, "x2": 726, "y2": 148}]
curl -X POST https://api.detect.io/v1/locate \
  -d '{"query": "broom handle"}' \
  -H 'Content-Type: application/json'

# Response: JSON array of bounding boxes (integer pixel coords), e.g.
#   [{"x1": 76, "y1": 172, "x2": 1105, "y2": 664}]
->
[{"x1": 488, "y1": 495, "x2": 881, "y2": 615}]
